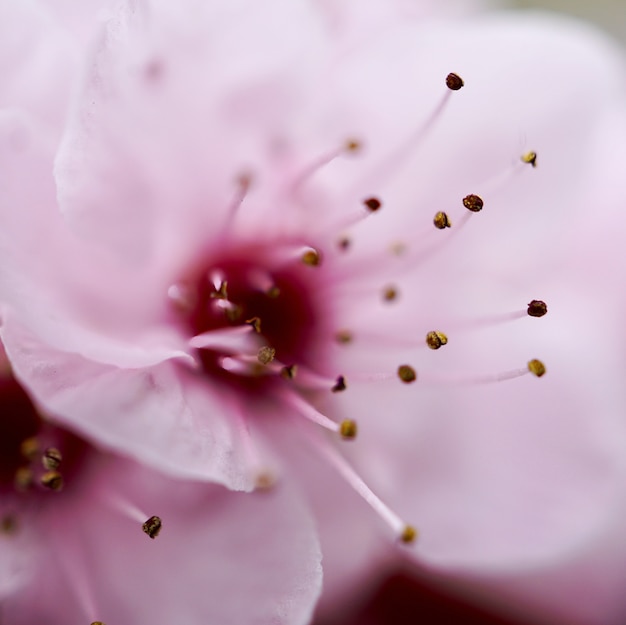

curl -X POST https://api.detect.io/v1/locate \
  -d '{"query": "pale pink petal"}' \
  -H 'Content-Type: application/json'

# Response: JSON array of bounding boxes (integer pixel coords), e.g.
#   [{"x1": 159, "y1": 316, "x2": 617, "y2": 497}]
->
[
  {"x1": 4, "y1": 456, "x2": 322, "y2": 625},
  {"x1": 2, "y1": 316, "x2": 260, "y2": 490}
]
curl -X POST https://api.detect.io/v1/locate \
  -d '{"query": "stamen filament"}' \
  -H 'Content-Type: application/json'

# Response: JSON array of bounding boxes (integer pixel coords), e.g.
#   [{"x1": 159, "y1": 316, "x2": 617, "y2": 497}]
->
[
  {"x1": 189, "y1": 326, "x2": 258, "y2": 352},
  {"x1": 280, "y1": 390, "x2": 341, "y2": 435},
  {"x1": 314, "y1": 435, "x2": 416, "y2": 543}
]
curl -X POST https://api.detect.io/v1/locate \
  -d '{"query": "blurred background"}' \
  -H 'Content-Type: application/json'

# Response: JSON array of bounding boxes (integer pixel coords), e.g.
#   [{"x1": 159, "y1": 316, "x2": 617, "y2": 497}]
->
[{"x1": 314, "y1": 1, "x2": 625, "y2": 624}]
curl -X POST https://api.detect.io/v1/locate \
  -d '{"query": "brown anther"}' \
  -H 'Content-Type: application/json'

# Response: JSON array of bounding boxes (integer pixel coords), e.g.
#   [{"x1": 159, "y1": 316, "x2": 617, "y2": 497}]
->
[
  {"x1": 426, "y1": 330, "x2": 448, "y2": 350},
  {"x1": 340, "y1": 419, "x2": 358, "y2": 440},
  {"x1": 40, "y1": 471, "x2": 64, "y2": 492},
  {"x1": 363, "y1": 197, "x2": 382, "y2": 212},
  {"x1": 390, "y1": 242, "x2": 406, "y2": 256},
  {"x1": 142, "y1": 516, "x2": 162, "y2": 539},
  {"x1": 255, "y1": 471, "x2": 276, "y2": 490},
  {"x1": 246, "y1": 316, "x2": 262, "y2": 333},
  {"x1": 236, "y1": 171, "x2": 253, "y2": 192},
  {"x1": 433, "y1": 211, "x2": 452, "y2": 229},
  {"x1": 91, "y1": 622, "x2": 106, "y2": 625},
  {"x1": 345, "y1": 139, "x2": 362, "y2": 153},
  {"x1": 445, "y1": 73, "x2": 464, "y2": 91},
  {"x1": 397, "y1": 365, "x2": 417, "y2": 384},
  {"x1": 266, "y1": 286, "x2": 281, "y2": 299},
  {"x1": 338, "y1": 237, "x2": 351, "y2": 251},
  {"x1": 383, "y1": 286, "x2": 398, "y2": 302},
  {"x1": 400, "y1": 525, "x2": 418, "y2": 544},
  {"x1": 210, "y1": 280, "x2": 229, "y2": 300},
  {"x1": 20, "y1": 437, "x2": 40, "y2": 462},
  {"x1": 335, "y1": 330, "x2": 353, "y2": 345},
  {"x1": 462, "y1": 194, "x2": 484, "y2": 213},
  {"x1": 42, "y1": 447, "x2": 63, "y2": 471},
  {"x1": 14, "y1": 467, "x2": 34, "y2": 491},
  {"x1": 528, "y1": 359, "x2": 546, "y2": 377},
  {"x1": 521, "y1": 151, "x2": 537, "y2": 167},
  {"x1": 527, "y1": 300, "x2": 548, "y2": 318},
  {"x1": 302, "y1": 249, "x2": 322, "y2": 267},
  {"x1": 1, "y1": 515, "x2": 17, "y2": 534},
  {"x1": 331, "y1": 375, "x2": 347, "y2": 393},
  {"x1": 224, "y1": 304, "x2": 243, "y2": 322},
  {"x1": 280, "y1": 364, "x2": 298, "y2": 380},
  {"x1": 257, "y1": 346, "x2": 276, "y2": 365}
]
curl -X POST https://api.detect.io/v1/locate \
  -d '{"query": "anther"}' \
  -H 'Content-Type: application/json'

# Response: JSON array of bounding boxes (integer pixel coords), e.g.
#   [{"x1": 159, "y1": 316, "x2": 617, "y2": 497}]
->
[
  {"x1": 527, "y1": 300, "x2": 548, "y2": 318},
  {"x1": 363, "y1": 196, "x2": 382, "y2": 212},
  {"x1": 446, "y1": 72, "x2": 464, "y2": 91},
  {"x1": 246, "y1": 316, "x2": 262, "y2": 333},
  {"x1": 91, "y1": 622, "x2": 106, "y2": 625},
  {"x1": 338, "y1": 237, "x2": 351, "y2": 251},
  {"x1": 255, "y1": 471, "x2": 276, "y2": 490},
  {"x1": 20, "y1": 437, "x2": 40, "y2": 461},
  {"x1": 1, "y1": 515, "x2": 17, "y2": 534},
  {"x1": 257, "y1": 346, "x2": 276, "y2": 365},
  {"x1": 397, "y1": 365, "x2": 417, "y2": 383},
  {"x1": 433, "y1": 211, "x2": 451, "y2": 229},
  {"x1": 280, "y1": 364, "x2": 298, "y2": 380},
  {"x1": 335, "y1": 330, "x2": 353, "y2": 345},
  {"x1": 266, "y1": 286, "x2": 281, "y2": 298},
  {"x1": 302, "y1": 248, "x2": 322, "y2": 267},
  {"x1": 400, "y1": 525, "x2": 418, "y2": 544},
  {"x1": 462, "y1": 194, "x2": 484, "y2": 213},
  {"x1": 426, "y1": 330, "x2": 448, "y2": 350},
  {"x1": 527, "y1": 359, "x2": 546, "y2": 377},
  {"x1": 40, "y1": 471, "x2": 64, "y2": 492},
  {"x1": 210, "y1": 280, "x2": 229, "y2": 300},
  {"x1": 340, "y1": 419, "x2": 358, "y2": 440},
  {"x1": 142, "y1": 515, "x2": 162, "y2": 539},
  {"x1": 521, "y1": 151, "x2": 537, "y2": 167},
  {"x1": 332, "y1": 376, "x2": 347, "y2": 393},
  {"x1": 14, "y1": 467, "x2": 34, "y2": 491},
  {"x1": 383, "y1": 286, "x2": 398, "y2": 302},
  {"x1": 345, "y1": 139, "x2": 362, "y2": 153},
  {"x1": 42, "y1": 447, "x2": 63, "y2": 471}
]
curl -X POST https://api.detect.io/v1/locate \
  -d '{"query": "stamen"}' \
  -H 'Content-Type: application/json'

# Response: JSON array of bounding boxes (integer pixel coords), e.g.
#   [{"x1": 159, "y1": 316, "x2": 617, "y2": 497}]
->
[
  {"x1": 445, "y1": 72, "x2": 464, "y2": 91},
  {"x1": 14, "y1": 467, "x2": 34, "y2": 491},
  {"x1": 313, "y1": 436, "x2": 416, "y2": 543},
  {"x1": 397, "y1": 365, "x2": 417, "y2": 384},
  {"x1": 521, "y1": 151, "x2": 537, "y2": 167},
  {"x1": 527, "y1": 300, "x2": 548, "y2": 317},
  {"x1": 338, "y1": 237, "x2": 351, "y2": 252},
  {"x1": 246, "y1": 316, "x2": 262, "y2": 333},
  {"x1": 331, "y1": 375, "x2": 347, "y2": 393},
  {"x1": 425, "y1": 330, "x2": 448, "y2": 350},
  {"x1": 20, "y1": 437, "x2": 40, "y2": 461},
  {"x1": 363, "y1": 196, "x2": 382, "y2": 212},
  {"x1": 383, "y1": 286, "x2": 398, "y2": 302},
  {"x1": 462, "y1": 194, "x2": 484, "y2": 213},
  {"x1": 42, "y1": 447, "x2": 63, "y2": 471},
  {"x1": 335, "y1": 330, "x2": 353, "y2": 345},
  {"x1": 280, "y1": 364, "x2": 298, "y2": 380},
  {"x1": 1, "y1": 515, "x2": 17, "y2": 534},
  {"x1": 291, "y1": 138, "x2": 362, "y2": 191},
  {"x1": 189, "y1": 325, "x2": 258, "y2": 352},
  {"x1": 528, "y1": 359, "x2": 546, "y2": 377},
  {"x1": 257, "y1": 346, "x2": 276, "y2": 365},
  {"x1": 40, "y1": 471, "x2": 64, "y2": 492},
  {"x1": 339, "y1": 419, "x2": 358, "y2": 440},
  {"x1": 433, "y1": 211, "x2": 451, "y2": 229},
  {"x1": 103, "y1": 491, "x2": 160, "y2": 533},
  {"x1": 301, "y1": 248, "x2": 322, "y2": 267},
  {"x1": 142, "y1": 515, "x2": 163, "y2": 539},
  {"x1": 280, "y1": 390, "x2": 346, "y2": 436}
]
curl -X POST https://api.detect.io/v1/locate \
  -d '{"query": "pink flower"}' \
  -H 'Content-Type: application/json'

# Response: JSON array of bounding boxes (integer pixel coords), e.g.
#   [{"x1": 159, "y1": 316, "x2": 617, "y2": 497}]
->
[
  {"x1": 0, "y1": 345, "x2": 322, "y2": 624},
  {"x1": 2, "y1": 0, "x2": 626, "y2": 622}
]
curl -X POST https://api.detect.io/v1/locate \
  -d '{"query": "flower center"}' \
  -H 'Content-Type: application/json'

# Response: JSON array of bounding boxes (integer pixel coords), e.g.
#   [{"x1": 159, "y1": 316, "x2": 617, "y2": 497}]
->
[
  {"x1": 0, "y1": 375, "x2": 87, "y2": 500},
  {"x1": 172, "y1": 242, "x2": 328, "y2": 391}
]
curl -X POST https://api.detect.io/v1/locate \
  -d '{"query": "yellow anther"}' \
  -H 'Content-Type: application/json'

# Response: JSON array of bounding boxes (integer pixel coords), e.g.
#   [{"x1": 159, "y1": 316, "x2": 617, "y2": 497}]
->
[
  {"x1": 302, "y1": 249, "x2": 322, "y2": 267},
  {"x1": 521, "y1": 151, "x2": 537, "y2": 167},
  {"x1": 42, "y1": 447, "x2": 63, "y2": 471},
  {"x1": 14, "y1": 467, "x2": 34, "y2": 491},
  {"x1": 20, "y1": 437, "x2": 40, "y2": 462},
  {"x1": 142, "y1": 516, "x2": 162, "y2": 539},
  {"x1": 397, "y1": 365, "x2": 417, "y2": 384},
  {"x1": 246, "y1": 316, "x2": 262, "y2": 333},
  {"x1": 340, "y1": 419, "x2": 358, "y2": 440},
  {"x1": 528, "y1": 359, "x2": 546, "y2": 377},
  {"x1": 426, "y1": 330, "x2": 448, "y2": 350},
  {"x1": 433, "y1": 211, "x2": 451, "y2": 229},
  {"x1": 400, "y1": 525, "x2": 418, "y2": 544},
  {"x1": 257, "y1": 346, "x2": 276, "y2": 365},
  {"x1": 40, "y1": 471, "x2": 64, "y2": 492},
  {"x1": 383, "y1": 286, "x2": 398, "y2": 302}
]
